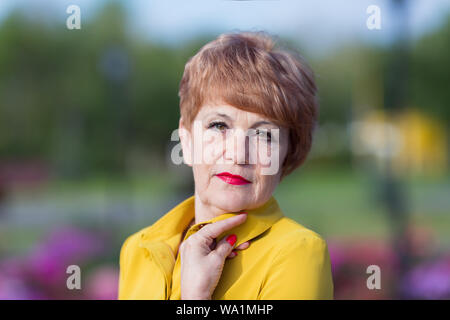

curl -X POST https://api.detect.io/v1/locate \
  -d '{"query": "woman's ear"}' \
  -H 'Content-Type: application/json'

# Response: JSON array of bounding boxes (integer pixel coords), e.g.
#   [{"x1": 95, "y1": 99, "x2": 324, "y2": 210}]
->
[{"x1": 179, "y1": 117, "x2": 193, "y2": 167}]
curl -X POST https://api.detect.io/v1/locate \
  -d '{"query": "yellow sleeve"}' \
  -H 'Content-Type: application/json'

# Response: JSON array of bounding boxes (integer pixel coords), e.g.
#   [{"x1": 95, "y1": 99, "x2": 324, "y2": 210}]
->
[
  {"x1": 117, "y1": 234, "x2": 133, "y2": 300},
  {"x1": 258, "y1": 233, "x2": 334, "y2": 300}
]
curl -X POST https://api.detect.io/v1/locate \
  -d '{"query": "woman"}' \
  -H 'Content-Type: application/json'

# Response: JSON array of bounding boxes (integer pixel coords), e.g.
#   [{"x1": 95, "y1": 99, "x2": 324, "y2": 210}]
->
[{"x1": 118, "y1": 32, "x2": 334, "y2": 300}]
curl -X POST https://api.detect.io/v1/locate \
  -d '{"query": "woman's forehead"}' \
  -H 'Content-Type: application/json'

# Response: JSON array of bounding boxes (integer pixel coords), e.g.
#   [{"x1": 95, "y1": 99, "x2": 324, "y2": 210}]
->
[{"x1": 198, "y1": 104, "x2": 272, "y2": 123}]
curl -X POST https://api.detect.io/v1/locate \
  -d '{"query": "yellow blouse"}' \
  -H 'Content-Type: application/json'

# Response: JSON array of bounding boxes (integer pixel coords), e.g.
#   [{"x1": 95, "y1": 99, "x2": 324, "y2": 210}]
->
[{"x1": 118, "y1": 195, "x2": 334, "y2": 300}]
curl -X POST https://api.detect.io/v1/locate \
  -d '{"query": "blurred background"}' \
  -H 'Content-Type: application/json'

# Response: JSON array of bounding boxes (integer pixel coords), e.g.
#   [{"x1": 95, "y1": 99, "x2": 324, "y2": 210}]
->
[{"x1": 0, "y1": 0, "x2": 449, "y2": 300}]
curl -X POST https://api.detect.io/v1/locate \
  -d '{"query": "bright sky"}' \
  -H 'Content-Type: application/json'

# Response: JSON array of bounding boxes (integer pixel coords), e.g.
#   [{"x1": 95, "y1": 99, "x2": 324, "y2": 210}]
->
[{"x1": 0, "y1": 0, "x2": 449, "y2": 52}]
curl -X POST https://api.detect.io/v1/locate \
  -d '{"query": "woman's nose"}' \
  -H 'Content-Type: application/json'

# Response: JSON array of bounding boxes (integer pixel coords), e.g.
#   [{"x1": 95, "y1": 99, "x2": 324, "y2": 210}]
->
[{"x1": 224, "y1": 129, "x2": 251, "y2": 165}]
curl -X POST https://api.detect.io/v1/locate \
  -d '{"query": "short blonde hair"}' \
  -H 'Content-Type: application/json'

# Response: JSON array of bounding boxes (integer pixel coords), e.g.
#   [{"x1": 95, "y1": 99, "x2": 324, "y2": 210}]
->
[{"x1": 178, "y1": 31, "x2": 318, "y2": 179}]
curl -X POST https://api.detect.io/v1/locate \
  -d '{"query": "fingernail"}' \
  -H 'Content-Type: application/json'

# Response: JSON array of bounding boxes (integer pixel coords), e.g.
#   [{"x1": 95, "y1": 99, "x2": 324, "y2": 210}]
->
[
  {"x1": 233, "y1": 250, "x2": 238, "y2": 256},
  {"x1": 226, "y1": 234, "x2": 237, "y2": 246}
]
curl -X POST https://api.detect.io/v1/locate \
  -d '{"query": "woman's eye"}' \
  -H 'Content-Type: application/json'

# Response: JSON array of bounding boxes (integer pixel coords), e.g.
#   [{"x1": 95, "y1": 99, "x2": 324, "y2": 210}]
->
[
  {"x1": 256, "y1": 129, "x2": 272, "y2": 141},
  {"x1": 207, "y1": 121, "x2": 228, "y2": 132}
]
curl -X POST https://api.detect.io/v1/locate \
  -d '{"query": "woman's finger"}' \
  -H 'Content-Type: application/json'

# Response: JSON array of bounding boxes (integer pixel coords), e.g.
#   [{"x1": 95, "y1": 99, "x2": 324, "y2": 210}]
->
[
  {"x1": 209, "y1": 239, "x2": 217, "y2": 250},
  {"x1": 234, "y1": 241, "x2": 250, "y2": 251},
  {"x1": 226, "y1": 241, "x2": 250, "y2": 259},
  {"x1": 196, "y1": 213, "x2": 247, "y2": 241},
  {"x1": 211, "y1": 234, "x2": 238, "y2": 260}
]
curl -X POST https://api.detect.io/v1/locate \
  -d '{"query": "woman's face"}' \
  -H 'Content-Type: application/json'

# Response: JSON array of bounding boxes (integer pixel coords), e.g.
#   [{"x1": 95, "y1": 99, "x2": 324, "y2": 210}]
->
[{"x1": 179, "y1": 103, "x2": 289, "y2": 213}]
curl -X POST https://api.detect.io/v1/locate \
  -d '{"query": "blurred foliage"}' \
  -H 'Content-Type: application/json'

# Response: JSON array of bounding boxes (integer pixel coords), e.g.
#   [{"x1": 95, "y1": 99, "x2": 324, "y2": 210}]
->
[
  {"x1": 410, "y1": 15, "x2": 450, "y2": 124},
  {"x1": 0, "y1": 3, "x2": 192, "y2": 177}
]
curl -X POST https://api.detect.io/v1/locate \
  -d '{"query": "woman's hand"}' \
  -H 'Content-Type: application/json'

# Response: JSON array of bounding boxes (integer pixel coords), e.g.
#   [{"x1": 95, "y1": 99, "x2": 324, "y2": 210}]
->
[
  {"x1": 179, "y1": 213, "x2": 247, "y2": 300},
  {"x1": 227, "y1": 240, "x2": 250, "y2": 258}
]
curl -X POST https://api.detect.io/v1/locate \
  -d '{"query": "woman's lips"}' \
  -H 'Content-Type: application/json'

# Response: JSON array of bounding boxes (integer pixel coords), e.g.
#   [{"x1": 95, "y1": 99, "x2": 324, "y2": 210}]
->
[{"x1": 215, "y1": 172, "x2": 251, "y2": 185}]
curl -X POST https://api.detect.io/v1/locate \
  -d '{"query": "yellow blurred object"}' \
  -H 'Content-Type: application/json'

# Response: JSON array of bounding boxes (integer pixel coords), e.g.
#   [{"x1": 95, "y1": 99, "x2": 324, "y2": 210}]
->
[
  {"x1": 351, "y1": 109, "x2": 448, "y2": 176},
  {"x1": 395, "y1": 109, "x2": 447, "y2": 176}
]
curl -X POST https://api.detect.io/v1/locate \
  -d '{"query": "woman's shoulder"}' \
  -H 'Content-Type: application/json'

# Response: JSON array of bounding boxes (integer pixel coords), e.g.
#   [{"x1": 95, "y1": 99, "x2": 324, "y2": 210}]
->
[
  {"x1": 256, "y1": 217, "x2": 334, "y2": 299},
  {"x1": 267, "y1": 216, "x2": 329, "y2": 254},
  {"x1": 120, "y1": 224, "x2": 155, "y2": 256}
]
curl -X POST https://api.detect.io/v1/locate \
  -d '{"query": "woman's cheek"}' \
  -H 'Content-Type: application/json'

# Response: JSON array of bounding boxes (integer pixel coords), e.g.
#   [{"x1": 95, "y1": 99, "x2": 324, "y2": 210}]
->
[
  {"x1": 256, "y1": 140, "x2": 274, "y2": 168},
  {"x1": 196, "y1": 165, "x2": 211, "y2": 194},
  {"x1": 202, "y1": 133, "x2": 223, "y2": 165}
]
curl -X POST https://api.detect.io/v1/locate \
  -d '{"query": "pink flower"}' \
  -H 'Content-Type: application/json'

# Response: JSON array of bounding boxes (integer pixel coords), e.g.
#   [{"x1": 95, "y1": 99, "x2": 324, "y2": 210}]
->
[{"x1": 85, "y1": 266, "x2": 119, "y2": 300}]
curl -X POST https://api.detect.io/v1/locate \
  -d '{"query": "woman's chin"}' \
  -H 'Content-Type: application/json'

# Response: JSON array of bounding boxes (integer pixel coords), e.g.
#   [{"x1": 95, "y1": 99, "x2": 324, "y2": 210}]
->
[{"x1": 211, "y1": 189, "x2": 253, "y2": 213}]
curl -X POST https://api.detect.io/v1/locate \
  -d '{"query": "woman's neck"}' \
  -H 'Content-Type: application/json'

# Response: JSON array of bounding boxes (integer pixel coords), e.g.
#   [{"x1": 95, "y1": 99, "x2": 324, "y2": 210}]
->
[{"x1": 194, "y1": 190, "x2": 226, "y2": 224}]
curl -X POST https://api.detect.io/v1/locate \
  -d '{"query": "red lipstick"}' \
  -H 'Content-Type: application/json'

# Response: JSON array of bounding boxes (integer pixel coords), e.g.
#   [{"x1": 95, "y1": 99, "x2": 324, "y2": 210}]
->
[{"x1": 215, "y1": 172, "x2": 251, "y2": 185}]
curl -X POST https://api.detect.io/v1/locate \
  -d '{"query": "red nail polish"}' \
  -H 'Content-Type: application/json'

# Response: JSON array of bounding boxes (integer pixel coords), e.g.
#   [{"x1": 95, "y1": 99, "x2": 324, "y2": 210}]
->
[{"x1": 226, "y1": 234, "x2": 237, "y2": 246}]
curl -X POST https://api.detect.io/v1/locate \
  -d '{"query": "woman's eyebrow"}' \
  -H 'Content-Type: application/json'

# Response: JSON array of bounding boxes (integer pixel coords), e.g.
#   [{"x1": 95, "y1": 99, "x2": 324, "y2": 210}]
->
[
  {"x1": 206, "y1": 112, "x2": 233, "y2": 121},
  {"x1": 250, "y1": 120, "x2": 276, "y2": 128}
]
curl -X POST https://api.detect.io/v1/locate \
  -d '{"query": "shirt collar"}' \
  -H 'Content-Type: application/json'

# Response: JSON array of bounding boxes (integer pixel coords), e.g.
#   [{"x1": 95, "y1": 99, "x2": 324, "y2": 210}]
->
[{"x1": 139, "y1": 194, "x2": 284, "y2": 251}]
